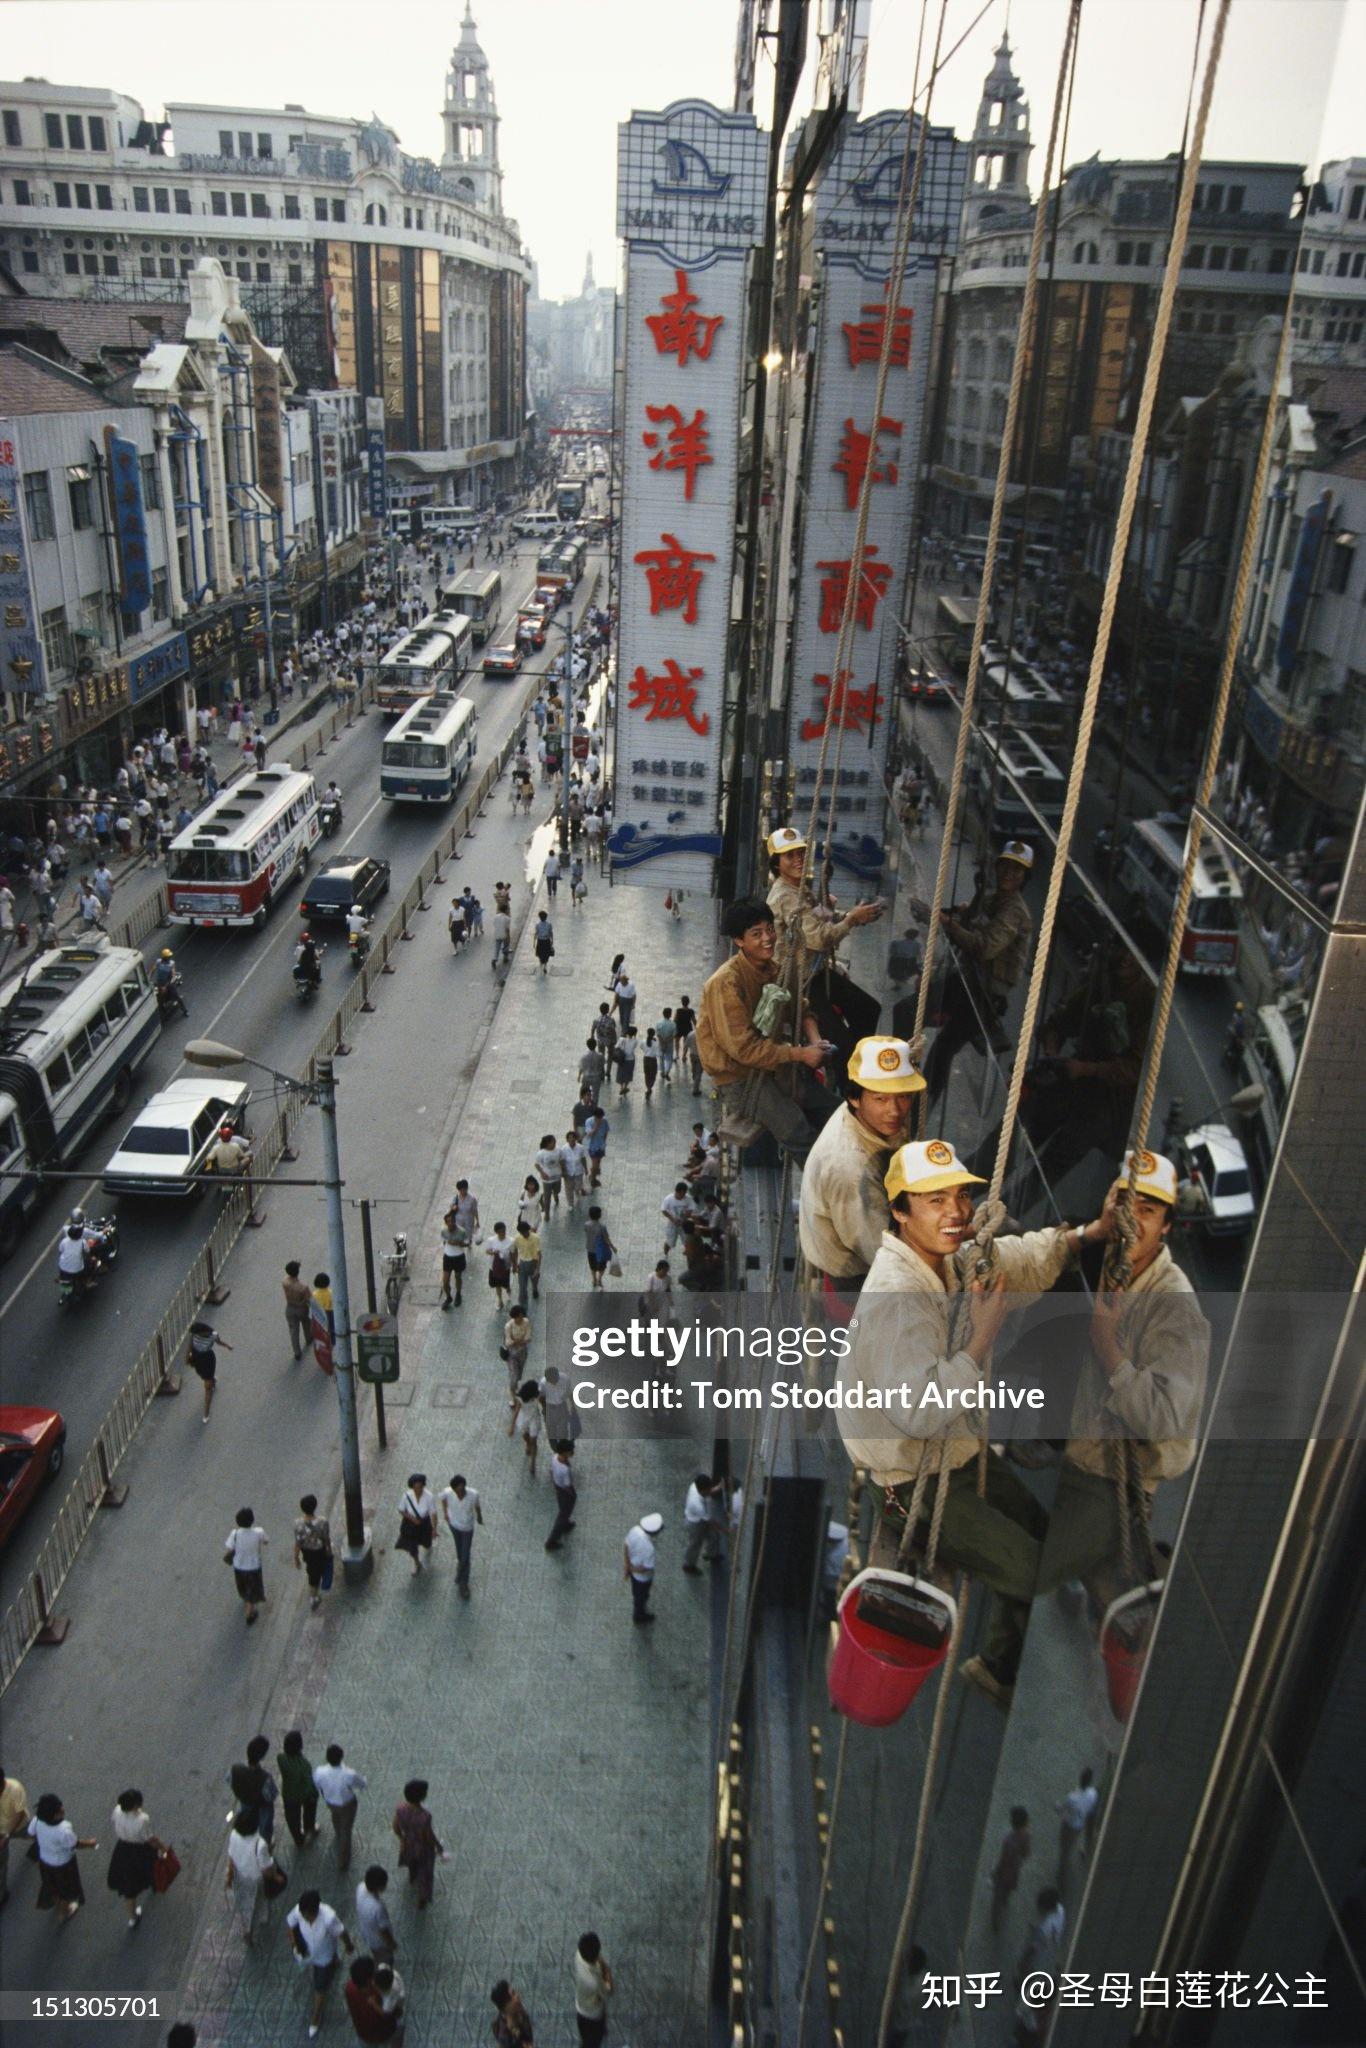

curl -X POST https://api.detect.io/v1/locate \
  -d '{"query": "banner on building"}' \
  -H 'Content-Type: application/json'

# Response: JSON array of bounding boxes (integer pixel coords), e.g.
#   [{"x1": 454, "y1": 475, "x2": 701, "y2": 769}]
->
[
  {"x1": 366, "y1": 427, "x2": 388, "y2": 520},
  {"x1": 783, "y1": 112, "x2": 967, "y2": 882},
  {"x1": 103, "y1": 427, "x2": 152, "y2": 616},
  {"x1": 610, "y1": 99, "x2": 769, "y2": 893},
  {"x1": 1276, "y1": 488, "x2": 1331, "y2": 677},
  {"x1": 251, "y1": 342, "x2": 285, "y2": 509},
  {"x1": 0, "y1": 421, "x2": 46, "y2": 694}
]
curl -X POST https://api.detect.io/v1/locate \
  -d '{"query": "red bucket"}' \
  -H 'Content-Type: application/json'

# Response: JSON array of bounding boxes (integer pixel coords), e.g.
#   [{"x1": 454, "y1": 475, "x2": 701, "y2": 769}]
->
[
  {"x1": 828, "y1": 1569, "x2": 956, "y2": 1728},
  {"x1": 821, "y1": 1272, "x2": 857, "y2": 1326},
  {"x1": 1098, "y1": 1582, "x2": 1163, "y2": 1724}
]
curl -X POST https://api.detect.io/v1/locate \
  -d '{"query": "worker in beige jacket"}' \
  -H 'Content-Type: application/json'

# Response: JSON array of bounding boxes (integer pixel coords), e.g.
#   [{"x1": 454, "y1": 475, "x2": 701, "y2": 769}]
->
[
  {"x1": 1037, "y1": 1148, "x2": 1209, "y2": 1595},
  {"x1": 798, "y1": 1036, "x2": 924, "y2": 1290},
  {"x1": 840, "y1": 1137, "x2": 1112, "y2": 1709},
  {"x1": 696, "y1": 899, "x2": 830, "y2": 1158},
  {"x1": 765, "y1": 824, "x2": 884, "y2": 1056}
]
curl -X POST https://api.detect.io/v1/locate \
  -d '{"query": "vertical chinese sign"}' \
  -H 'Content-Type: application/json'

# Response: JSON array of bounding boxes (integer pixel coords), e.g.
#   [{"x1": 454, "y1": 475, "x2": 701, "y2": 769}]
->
[
  {"x1": 103, "y1": 427, "x2": 151, "y2": 617},
  {"x1": 611, "y1": 102, "x2": 769, "y2": 893},
  {"x1": 784, "y1": 113, "x2": 966, "y2": 882},
  {"x1": 250, "y1": 341, "x2": 285, "y2": 511},
  {"x1": 0, "y1": 422, "x2": 47, "y2": 696},
  {"x1": 365, "y1": 396, "x2": 388, "y2": 522}
]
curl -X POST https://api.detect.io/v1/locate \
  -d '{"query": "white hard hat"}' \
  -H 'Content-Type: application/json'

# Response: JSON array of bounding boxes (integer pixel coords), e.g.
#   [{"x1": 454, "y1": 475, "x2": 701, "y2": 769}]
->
[
  {"x1": 1122, "y1": 1148, "x2": 1178, "y2": 1205},
  {"x1": 885, "y1": 1138, "x2": 986, "y2": 1202},
  {"x1": 847, "y1": 1036, "x2": 926, "y2": 1095},
  {"x1": 639, "y1": 1512, "x2": 664, "y2": 1535}
]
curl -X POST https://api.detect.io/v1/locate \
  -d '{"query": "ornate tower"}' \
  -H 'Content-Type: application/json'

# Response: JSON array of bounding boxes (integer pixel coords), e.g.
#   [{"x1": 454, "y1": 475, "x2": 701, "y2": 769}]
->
[
  {"x1": 582, "y1": 250, "x2": 596, "y2": 298},
  {"x1": 442, "y1": 3, "x2": 503, "y2": 216},
  {"x1": 963, "y1": 35, "x2": 1032, "y2": 237}
]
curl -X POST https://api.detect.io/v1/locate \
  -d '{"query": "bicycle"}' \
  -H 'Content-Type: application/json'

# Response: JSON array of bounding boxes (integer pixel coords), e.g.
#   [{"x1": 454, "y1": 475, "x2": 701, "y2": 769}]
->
[{"x1": 381, "y1": 1232, "x2": 410, "y2": 1315}]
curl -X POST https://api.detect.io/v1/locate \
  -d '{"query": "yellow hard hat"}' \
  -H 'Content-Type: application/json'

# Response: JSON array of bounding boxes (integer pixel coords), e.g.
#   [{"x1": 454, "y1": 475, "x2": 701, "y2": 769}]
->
[
  {"x1": 767, "y1": 826, "x2": 807, "y2": 857},
  {"x1": 847, "y1": 1036, "x2": 926, "y2": 1095},
  {"x1": 885, "y1": 1138, "x2": 986, "y2": 1201}
]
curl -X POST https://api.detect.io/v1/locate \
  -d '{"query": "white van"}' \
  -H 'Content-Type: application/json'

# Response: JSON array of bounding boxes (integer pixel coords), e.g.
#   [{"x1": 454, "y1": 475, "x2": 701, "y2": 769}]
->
[{"x1": 513, "y1": 510, "x2": 562, "y2": 539}]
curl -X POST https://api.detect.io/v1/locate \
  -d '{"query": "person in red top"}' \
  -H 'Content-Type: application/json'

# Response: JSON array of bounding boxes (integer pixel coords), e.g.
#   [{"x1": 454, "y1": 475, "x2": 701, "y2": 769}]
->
[{"x1": 344, "y1": 1955, "x2": 403, "y2": 2044}]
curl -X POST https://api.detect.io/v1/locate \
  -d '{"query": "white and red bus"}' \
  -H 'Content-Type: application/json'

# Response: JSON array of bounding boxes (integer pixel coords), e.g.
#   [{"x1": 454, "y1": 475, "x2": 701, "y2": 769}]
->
[
  {"x1": 166, "y1": 767, "x2": 320, "y2": 929},
  {"x1": 1115, "y1": 814, "x2": 1243, "y2": 975}
]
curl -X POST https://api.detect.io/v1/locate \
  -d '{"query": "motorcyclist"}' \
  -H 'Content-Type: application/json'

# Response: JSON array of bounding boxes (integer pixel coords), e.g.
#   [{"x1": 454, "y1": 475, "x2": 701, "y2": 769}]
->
[
  {"x1": 57, "y1": 1222, "x2": 91, "y2": 1288},
  {"x1": 324, "y1": 780, "x2": 342, "y2": 809},
  {"x1": 294, "y1": 930, "x2": 322, "y2": 989},
  {"x1": 1224, "y1": 1000, "x2": 1247, "y2": 1064},
  {"x1": 207, "y1": 1121, "x2": 251, "y2": 1177},
  {"x1": 154, "y1": 947, "x2": 178, "y2": 992},
  {"x1": 346, "y1": 902, "x2": 370, "y2": 959}
]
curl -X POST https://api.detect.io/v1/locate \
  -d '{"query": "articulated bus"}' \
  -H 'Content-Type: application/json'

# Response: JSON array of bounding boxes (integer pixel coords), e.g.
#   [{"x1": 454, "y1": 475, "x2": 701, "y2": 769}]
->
[
  {"x1": 381, "y1": 692, "x2": 479, "y2": 804},
  {"x1": 376, "y1": 613, "x2": 472, "y2": 715},
  {"x1": 1115, "y1": 815, "x2": 1244, "y2": 975},
  {"x1": 936, "y1": 593, "x2": 977, "y2": 674},
  {"x1": 166, "y1": 767, "x2": 319, "y2": 929},
  {"x1": 982, "y1": 660, "x2": 1069, "y2": 746},
  {"x1": 438, "y1": 568, "x2": 502, "y2": 646},
  {"x1": 0, "y1": 940, "x2": 158, "y2": 1257},
  {"x1": 970, "y1": 727, "x2": 1066, "y2": 836}
]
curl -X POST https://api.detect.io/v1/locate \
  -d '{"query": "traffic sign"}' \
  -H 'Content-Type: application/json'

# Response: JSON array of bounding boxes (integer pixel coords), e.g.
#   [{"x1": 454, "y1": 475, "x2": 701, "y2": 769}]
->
[{"x1": 356, "y1": 1312, "x2": 400, "y2": 1385}]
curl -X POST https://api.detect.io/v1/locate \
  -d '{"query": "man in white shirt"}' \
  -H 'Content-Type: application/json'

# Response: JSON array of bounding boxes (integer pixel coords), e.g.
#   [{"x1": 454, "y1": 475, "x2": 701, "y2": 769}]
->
[
  {"x1": 573, "y1": 1930, "x2": 614, "y2": 2046},
  {"x1": 545, "y1": 1444, "x2": 577, "y2": 1552},
  {"x1": 354, "y1": 1866, "x2": 396, "y2": 1960},
  {"x1": 682, "y1": 1473, "x2": 724, "y2": 1573},
  {"x1": 624, "y1": 1512, "x2": 663, "y2": 1624},
  {"x1": 1055, "y1": 1766, "x2": 1099, "y2": 1890},
  {"x1": 641, "y1": 1261, "x2": 675, "y2": 1330},
  {"x1": 286, "y1": 1888, "x2": 353, "y2": 2038},
  {"x1": 661, "y1": 1182, "x2": 695, "y2": 1253},
  {"x1": 559, "y1": 1133, "x2": 588, "y2": 1208},
  {"x1": 437, "y1": 1475, "x2": 482, "y2": 1599},
  {"x1": 311, "y1": 1746, "x2": 366, "y2": 1872}
]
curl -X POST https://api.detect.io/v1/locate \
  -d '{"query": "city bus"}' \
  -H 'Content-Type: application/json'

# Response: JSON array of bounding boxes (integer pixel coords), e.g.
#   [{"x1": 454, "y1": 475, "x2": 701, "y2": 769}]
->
[
  {"x1": 438, "y1": 567, "x2": 502, "y2": 646},
  {"x1": 982, "y1": 660, "x2": 1069, "y2": 746},
  {"x1": 936, "y1": 593, "x2": 976, "y2": 673},
  {"x1": 556, "y1": 479, "x2": 586, "y2": 521},
  {"x1": 424, "y1": 505, "x2": 480, "y2": 542},
  {"x1": 556, "y1": 538, "x2": 587, "y2": 587},
  {"x1": 970, "y1": 727, "x2": 1066, "y2": 837},
  {"x1": 0, "y1": 940, "x2": 158, "y2": 1257},
  {"x1": 376, "y1": 613, "x2": 472, "y2": 715},
  {"x1": 166, "y1": 766, "x2": 320, "y2": 929},
  {"x1": 1114, "y1": 815, "x2": 1244, "y2": 975},
  {"x1": 380, "y1": 692, "x2": 479, "y2": 804},
  {"x1": 1239, "y1": 996, "x2": 1305, "y2": 1183}
]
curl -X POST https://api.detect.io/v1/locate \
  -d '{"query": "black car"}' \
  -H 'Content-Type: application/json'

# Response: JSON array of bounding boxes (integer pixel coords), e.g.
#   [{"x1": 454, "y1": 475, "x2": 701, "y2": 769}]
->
[{"x1": 300, "y1": 855, "x2": 391, "y2": 924}]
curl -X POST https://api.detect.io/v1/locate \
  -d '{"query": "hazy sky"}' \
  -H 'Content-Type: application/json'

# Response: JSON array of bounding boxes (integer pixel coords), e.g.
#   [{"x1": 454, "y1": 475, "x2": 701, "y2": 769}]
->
[{"x1": 5, "y1": 1, "x2": 1361, "y2": 298}]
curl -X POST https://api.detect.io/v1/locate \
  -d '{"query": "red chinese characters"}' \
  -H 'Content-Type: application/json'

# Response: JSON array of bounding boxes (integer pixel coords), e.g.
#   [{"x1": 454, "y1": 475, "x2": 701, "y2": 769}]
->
[
  {"x1": 833, "y1": 416, "x2": 902, "y2": 510},
  {"x1": 815, "y1": 546, "x2": 892, "y2": 633},
  {"x1": 633, "y1": 532, "x2": 716, "y2": 625},
  {"x1": 645, "y1": 269, "x2": 725, "y2": 365},
  {"x1": 627, "y1": 658, "x2": 711, "y2": 736},
  {"x1": 800, "y1": 671, "x2": 883, "y2": 741},
  {"x1": 842, "y1": 303, "x2": 913, "y2": 368},
  {"x1": 642, "y1": 405, "x2": 712, "y2": 501}
]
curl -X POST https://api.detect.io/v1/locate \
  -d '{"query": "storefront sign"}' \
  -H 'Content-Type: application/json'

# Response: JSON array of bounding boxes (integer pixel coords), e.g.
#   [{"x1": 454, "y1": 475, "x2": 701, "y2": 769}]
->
[
  {"x1": 128, "y1": 630, "x2": 191, "y2": 704},
  {"x1": 103, "y1": 427, "x2": 151, "y2": 616},
  {"x1": 61, "y1": 663, "x2": 130, "y2": 742},
  {"x1": 0, "y1": 712, "x2": 56, "y2": 790},
  {"x1": 610, "y1": 101, "x2": 768, "y2": 893},
  {"x1": 366, "y1": 426, "x2": 388, "y2": 521},
  {"x1": 0, "y1": 421, "x2": 47, "y2": 695},
  {"x1": 187, "y1": 614, "x2": 235, "y2": 674},
  {"x1": 784, "y1": 113, "x2": 966, "y2": 882},
  {"x1": 251, "y1": 342, "x2": 285, "y2": 510}
]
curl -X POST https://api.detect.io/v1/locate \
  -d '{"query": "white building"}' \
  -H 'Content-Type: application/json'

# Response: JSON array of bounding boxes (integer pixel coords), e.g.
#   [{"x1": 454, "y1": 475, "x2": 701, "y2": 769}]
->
[
  {"x1": 528, "y1": 252, "x2": 617, "y2": 402},
  {"x1": 0, "y1": 6, "x2": 530, "y2": 500},
  {"x1": 1293, "y1": 158, "x2": 1366, "y2": 367}
]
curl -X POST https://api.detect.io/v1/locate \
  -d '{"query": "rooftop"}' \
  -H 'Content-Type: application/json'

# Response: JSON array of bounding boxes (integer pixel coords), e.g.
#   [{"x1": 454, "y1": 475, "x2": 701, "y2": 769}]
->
[
  {"x1": 0, "y1": 342, "x2": 105, "y2": 415},
  {"x1": 0, "y1": 296, "x2": 188, "y2": 385}
]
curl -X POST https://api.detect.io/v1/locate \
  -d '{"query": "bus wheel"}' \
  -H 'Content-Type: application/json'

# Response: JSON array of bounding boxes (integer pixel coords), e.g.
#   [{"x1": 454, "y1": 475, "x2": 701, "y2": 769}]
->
[
  {"x1": 111, "y1": 1066, "x2": 133, "y2": 1114},
  {"x1": 253, "y1": 906, "x2": 267, "y2": 930}
]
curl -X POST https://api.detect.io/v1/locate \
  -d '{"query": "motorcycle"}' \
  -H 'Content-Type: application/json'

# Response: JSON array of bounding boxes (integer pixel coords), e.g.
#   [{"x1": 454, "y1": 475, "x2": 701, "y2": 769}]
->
[
  {"x1": 348, "y1": 926, "x2": 370, "y2": 969},
  {"x1": 56, "y1": 1218, "x2": 120, "y2": 1307},
  {"x1": 1222, "y1": 1018, "x2": 1246, "y2": 1072},
  {"x1": 155, "y1": 974, "x2": 189, "y2": 1022},
  {"x1": 293, "y1": 948, "x2": 325, "y2": 1002},
  {"x1": 319, "y1": 796, "x2": 343, "y2": 838}
]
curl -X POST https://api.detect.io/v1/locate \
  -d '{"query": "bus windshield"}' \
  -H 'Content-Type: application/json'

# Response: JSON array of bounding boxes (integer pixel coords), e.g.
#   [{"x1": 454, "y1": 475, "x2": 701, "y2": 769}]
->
[
  {"x1": 168, "y1": 848, "x2": 249, "y2": 882},
  {"x1": 1190, "y1": 896, "x2": 1240, "y2": 934},
  {"x1": 383, "y1": 742, "x2": 447, "y2": 769}
]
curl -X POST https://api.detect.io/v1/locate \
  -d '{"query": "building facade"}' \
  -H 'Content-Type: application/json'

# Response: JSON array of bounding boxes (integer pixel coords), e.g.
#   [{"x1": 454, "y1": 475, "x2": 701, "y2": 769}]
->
[
  {"x1": 0, "y1": 6, "x2": 529, "y2": 502},
  {"x1": 527, "y1": 252, "x2": 617, "y2": 403},
  {"x1": 1293, "y1": 156, "x2": 1366, "y2": 366}
]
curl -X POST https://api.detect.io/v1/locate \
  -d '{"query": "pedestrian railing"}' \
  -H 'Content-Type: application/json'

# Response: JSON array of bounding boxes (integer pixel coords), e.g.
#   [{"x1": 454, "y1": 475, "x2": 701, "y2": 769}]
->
[{"x1": 0, "y1": 676, "x2": 537, "y2": 1697}]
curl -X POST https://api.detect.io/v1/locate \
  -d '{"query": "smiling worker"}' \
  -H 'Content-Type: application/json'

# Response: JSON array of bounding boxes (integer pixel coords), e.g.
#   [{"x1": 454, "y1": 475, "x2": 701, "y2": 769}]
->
[{"x1": 799, "y1": 1036, "x2": 925, "y2": 1292}]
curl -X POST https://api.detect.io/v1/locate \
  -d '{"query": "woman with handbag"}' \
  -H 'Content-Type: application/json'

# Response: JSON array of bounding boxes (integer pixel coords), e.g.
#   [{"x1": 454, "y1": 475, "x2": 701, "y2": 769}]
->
[
  {"x1": 225, "y1": 1808, "x2": 280, "y2": 1946},
  {"x1": 106, "y1": 1789, "x2": 165, "y2": 1926},
  {"x1": 395, "y1": 1476, "x2": 436, "y2": 1576},
  {"x1": 391, "y1": 1778, "x2": 446, "y2": 1910},
  {"x1": 293, "y1": 1494, "x2": 334, "y2": 1612},
  {"x1": 28, "y1": 1793, "x2": 97, "y2": 1924}
]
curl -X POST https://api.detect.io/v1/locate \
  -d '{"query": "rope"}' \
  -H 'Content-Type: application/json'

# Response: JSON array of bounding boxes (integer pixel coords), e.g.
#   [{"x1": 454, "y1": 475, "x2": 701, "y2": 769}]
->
[{"x1": 911, "y1": 0, "x2": 1084, "y2": 1103}]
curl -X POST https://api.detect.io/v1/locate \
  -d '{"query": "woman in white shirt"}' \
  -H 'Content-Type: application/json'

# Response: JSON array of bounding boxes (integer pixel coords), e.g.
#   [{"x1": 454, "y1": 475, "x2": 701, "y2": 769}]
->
[
  {"x1": 223, "y1": 1507, "x2": 268, "y2": 1625},
  {"x1": 534, "y1": 1136, "x2": 564, "y2": 1219},
  {"x1": 28, "y1": 1793, "x2": 97, "y2": 1922},
  {"x1": 396, "y1": 1474, "x2": 436, "y2": 1575},
  {"x1": 106, "y1": 1789, "x2": 165, "y2": 1926},
  {"x1": 516, "y1": 1176, "x2": 542, "y2": 1233},
  {"x1": 225, "y1": 1808, "x2": 277, "y2": 1945},
  {"x1": 509, "y1": 1379, "x2": 542, "y2": 1477}
]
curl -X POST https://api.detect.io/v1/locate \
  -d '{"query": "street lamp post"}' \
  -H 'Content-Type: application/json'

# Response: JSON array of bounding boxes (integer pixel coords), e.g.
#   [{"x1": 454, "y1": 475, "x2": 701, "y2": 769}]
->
[{"x1": 185, "y1": 1038, "x2": 372, "y2": 1582}]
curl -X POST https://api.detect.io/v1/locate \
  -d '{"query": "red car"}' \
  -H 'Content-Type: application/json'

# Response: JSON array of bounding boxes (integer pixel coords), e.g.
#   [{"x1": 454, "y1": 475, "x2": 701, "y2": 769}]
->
[
  {"x1": 483, "y1": 643, "x2": 524, "y2": 680},
  {"x1": 0, "y1": 1406, "x2": 66, "y2": 1549}
]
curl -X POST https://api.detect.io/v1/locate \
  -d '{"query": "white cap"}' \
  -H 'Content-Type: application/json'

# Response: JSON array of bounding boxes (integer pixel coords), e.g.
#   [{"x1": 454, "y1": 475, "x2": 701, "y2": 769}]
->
[
  {"x1": 1122, "y1": 1147, "x2": 1178, "y2": 1205},
  {"x1": 767, "y1": 825, "x2": 807, "y2": 857},
  {"x1": 847, "y1": 1035, "x2": 926, "y2": 1095},
  {"x1": 885, "y1": 1138, "x2": 987, "y2": 1201},
  {"x1": 998, "y1": 840, "x2": 1034, "y2": 869},
  {"x1": 639, "y1": 1512, "x2": 664, "y2": 1535}
]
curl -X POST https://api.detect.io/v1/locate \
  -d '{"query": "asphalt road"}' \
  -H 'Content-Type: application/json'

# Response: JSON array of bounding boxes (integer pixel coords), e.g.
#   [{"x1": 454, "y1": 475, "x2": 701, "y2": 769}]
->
[{"x1": 0, "y1": 538, "x2": 606, "y2": 1597}]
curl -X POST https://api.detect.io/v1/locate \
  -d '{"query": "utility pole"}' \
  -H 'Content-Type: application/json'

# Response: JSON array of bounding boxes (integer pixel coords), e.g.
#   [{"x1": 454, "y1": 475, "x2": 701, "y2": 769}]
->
[{"x1": 316, "y1": 1053, "x2": 372, "y2": 1581}]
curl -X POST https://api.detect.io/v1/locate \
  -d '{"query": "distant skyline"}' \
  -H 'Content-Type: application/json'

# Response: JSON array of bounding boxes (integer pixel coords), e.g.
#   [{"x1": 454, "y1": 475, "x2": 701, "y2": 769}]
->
[{"x1": 3, "y1": 1, "x2": 1361, "y2": 299}]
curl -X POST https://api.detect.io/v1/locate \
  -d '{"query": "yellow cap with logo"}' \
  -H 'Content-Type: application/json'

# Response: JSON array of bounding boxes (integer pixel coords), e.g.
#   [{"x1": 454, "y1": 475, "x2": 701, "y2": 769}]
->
[
  {"x1": 885, "y1": 1137, "x2": 986, "y2": 1200},
  {"x1": 998, "y1": 840, "x2": 1034, "y2": 869},
  {"x1": 767, "y1": 825, "x2": 807, "y2": 857},
  {"x1": 847, "y1": 1036, "x2": 926, "y2": 1095},
  {"x1": 1123, "y1": 1147, "x2": 1178, "y2": 1204}
]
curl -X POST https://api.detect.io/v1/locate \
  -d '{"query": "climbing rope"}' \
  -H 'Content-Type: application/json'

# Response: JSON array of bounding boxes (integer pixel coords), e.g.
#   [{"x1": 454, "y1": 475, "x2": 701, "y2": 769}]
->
[{"x1": 911, "y1": 0, "x2": 1086, "y2": 1110}]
